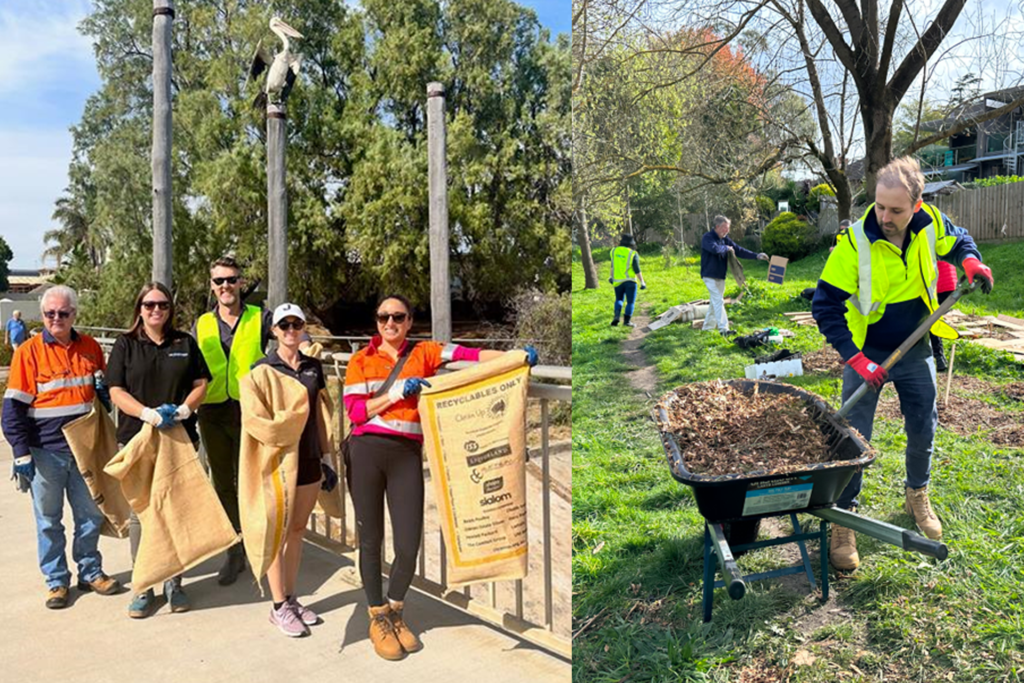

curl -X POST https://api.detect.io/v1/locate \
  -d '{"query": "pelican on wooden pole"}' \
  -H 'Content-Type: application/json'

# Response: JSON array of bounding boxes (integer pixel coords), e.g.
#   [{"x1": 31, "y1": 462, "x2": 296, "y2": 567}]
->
[{"x1": 247, "y1": 16, "x2": 304, "y2": 109}]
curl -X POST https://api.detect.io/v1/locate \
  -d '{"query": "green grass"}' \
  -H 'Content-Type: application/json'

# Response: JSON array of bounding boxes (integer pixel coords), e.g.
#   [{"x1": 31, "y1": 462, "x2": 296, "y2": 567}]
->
[{"x1": 572, "y1": 243, "x2": 1024, "y2": 682}]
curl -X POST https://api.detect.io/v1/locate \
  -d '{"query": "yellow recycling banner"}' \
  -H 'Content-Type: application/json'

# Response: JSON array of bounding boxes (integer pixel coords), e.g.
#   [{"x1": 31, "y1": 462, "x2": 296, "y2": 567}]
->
[{"x1": 419, "y1": 351, "x2": 531, "y2": 588}]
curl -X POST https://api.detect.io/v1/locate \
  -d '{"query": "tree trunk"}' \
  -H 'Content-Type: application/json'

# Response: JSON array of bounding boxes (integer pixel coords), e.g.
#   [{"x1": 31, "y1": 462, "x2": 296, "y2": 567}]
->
[
  {"x1": 861, "y1": 98, "x2": 895, "y2": 203},
  {"x1": 578, "y1": 203, "x2": 599, "y2": 290}
]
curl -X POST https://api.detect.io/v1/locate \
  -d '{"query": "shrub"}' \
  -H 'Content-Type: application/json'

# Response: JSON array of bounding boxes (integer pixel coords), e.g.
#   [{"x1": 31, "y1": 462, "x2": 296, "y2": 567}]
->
[
  {"x1": 963, "y1": 175, "x2": 1024, "y2": 189},
  {"x1": 509, "y1": 288, "x2": 571, "y2": 366},
  {"x1": 809, "y1": 183, "x2": 836, "y2": 206},
  {"x1": 755, "y1": 195, "x2": 775, "y2": 219},
  {"x1": 761, "y1": 211, "x2": 816, "y2": 261}
]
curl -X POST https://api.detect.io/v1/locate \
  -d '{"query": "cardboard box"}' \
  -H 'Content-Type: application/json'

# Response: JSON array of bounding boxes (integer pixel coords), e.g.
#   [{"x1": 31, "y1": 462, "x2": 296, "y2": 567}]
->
[{"x1": 768, "y1": 256, "x2": 789, "y2": 285}]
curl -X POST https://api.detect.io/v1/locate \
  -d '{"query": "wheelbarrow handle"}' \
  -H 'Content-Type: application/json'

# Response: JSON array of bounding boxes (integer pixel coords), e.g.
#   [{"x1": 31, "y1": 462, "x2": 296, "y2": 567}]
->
[
  {"x1": 836, "y1": 277, "x2": 977, "y2": 419},
  {"x1": 902, "y1": 529, "x2": 949, "y2": 561}
]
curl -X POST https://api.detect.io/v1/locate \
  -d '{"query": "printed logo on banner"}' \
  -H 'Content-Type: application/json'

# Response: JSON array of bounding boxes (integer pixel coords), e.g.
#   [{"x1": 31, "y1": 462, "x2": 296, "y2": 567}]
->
[
  {"x1": 466, "y1": 444, "x2": 512, "y2": 467},
  {"x1": 464, "y1": 440, "x2": 480, "y2": 453},
  {"x1": 489, "y1": 399, "x2": 506, "y2": 416},
  {"x1": 483, "y1": 477, "x2": 504, "y2": 494}
]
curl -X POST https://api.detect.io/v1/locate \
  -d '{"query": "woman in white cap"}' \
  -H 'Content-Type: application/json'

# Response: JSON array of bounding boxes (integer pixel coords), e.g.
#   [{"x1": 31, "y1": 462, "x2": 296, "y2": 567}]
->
[{"x1": 245, "y1": 303, "x2": 337, "y2": 637}]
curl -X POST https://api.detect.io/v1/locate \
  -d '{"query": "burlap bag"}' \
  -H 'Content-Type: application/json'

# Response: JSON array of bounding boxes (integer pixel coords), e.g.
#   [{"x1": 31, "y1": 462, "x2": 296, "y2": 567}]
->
[
  {"x1": 61, "y1": 400, "x2": 131, "y2": 538},
  {"x1": 314, "y1": 388, "x2": 345, "y2": 519},
  {"x1": 419, "y1": 351, "x2": 531, "y2": 587},
  {"x1": 238, "y1": 365, "x2": 308, "y2": 588},
  {"x1": 104, "y1": 424, "x2": 238, "y2": 593}
]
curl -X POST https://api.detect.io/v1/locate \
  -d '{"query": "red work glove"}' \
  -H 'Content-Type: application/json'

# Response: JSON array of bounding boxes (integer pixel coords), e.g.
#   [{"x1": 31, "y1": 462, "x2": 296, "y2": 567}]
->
[
  {"x1": 847, "y1": 352, "x2": 887, "y2": 390},
  {"x1": 962, "y1": 257, "x2": 993, "y2": 294}
]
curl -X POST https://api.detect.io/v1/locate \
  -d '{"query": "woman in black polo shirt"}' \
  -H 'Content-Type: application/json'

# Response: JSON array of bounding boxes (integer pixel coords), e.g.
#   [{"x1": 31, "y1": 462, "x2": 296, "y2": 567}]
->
[
  {"x1": 107, "y1": 282, "x2": 211, "y2": 618},
  {"x1": 246, "y1": 303, "x2": 335, "y2": 638}
]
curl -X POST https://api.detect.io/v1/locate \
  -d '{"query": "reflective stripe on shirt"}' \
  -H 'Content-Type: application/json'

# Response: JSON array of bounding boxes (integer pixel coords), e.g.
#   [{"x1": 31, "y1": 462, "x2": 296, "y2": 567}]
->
[
  {"x1": 27, "y1": 402, "x2": 93, "y2": 419},
  {"x1": 36, "y1": 374, "x2": 94, "y2": 394}
]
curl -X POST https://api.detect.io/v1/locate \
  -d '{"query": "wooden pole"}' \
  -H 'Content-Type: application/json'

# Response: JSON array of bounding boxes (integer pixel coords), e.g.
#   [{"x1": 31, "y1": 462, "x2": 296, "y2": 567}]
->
[
  {"x1": 152, "y1": 0, "x2": 174, "y2": 287},
  {"x1": 267, "y1": 103, "x2": 288, "y2": 308},
  {"x1": 427, "y1": 82, "x2": 451, "y2": 343},
  {"x1": 944, "y1": 343, "x2": 956, "y2": 409}
]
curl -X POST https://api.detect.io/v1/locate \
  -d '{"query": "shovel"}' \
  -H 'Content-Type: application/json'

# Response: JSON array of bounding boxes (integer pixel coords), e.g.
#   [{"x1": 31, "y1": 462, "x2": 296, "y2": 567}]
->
[{"x1": 836, "y1": 278, "x2": 978, "y2": 419}]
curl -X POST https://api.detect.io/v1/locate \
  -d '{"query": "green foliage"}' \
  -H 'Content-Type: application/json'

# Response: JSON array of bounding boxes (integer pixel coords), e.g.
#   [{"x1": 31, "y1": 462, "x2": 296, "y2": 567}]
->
[
  {"x1": 49, "y1": 0, "x2": 570, "y2": 327},
  {"x1": 0, "y1": 235, "x2": 12, "y2": 292},
  {"x1": 509, "y1": 288, "x2": 571, "y2": 365},
  {"x1": 760, "y1": 211, "x2": 815, "y2": 261},
  {"x1": 963, "y1": 175, "x2": 1024, "y2": 189},
  {"x1": 808, "y1": 183, "x2": 835, "y2": 205},
  {"x1": 755, "y1": 194, "x2": 775, "y2": 219}
]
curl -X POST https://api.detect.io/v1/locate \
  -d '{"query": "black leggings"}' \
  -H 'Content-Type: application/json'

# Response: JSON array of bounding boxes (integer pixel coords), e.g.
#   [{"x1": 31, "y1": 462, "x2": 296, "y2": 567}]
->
[{"x1": 347, "y1": 433, "x2": 424, "y2": 606}]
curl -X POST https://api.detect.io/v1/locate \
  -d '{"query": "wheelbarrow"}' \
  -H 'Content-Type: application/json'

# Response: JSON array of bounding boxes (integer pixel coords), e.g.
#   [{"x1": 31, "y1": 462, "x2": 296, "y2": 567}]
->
[{"x1": 656, "y1": 279, "x2": 976, "y2": 621}]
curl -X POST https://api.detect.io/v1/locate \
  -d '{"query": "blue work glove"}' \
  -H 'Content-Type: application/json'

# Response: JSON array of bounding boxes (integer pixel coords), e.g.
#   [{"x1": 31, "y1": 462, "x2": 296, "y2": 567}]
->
[
  {"x1": 321, "y1": 458, "x2": 339, "y2": 492},
  {"x1": 388, "y1": 378, "x2": 432, "y2": 402},
  {"x1": 155, "y1": 403, "x2": 178, "y2": 429},
  {"x1": 12, "y1": 455, "x2": 34, "y2": 493},
  {"x1": 524, "y1": 345, "x2": 539, "y2": 367},
  {"x1": 93, "y1": 373, "x2": 112, "y2": 413}
]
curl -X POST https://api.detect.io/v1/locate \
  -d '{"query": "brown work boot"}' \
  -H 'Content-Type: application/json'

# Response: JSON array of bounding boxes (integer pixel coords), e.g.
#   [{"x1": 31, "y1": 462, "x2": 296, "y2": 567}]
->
[
  {"x1": 388, "y1": 600, "x2": 423, "y2": 653},
  {"x1": 45, "y1": 586, "x2": 69, "y2": 609},
  {"x1": 905, "y1": 485, "x2": 942, "y2": 540},
  {"x1": 829, "y1": 524, "x2": 859, "y2": 571},
  {"x1": 76, "y1": 573, "x2": 123, "y2": 595},
  {"x1": 368, "y1": 605, "x2": 405, "y2": 661}
]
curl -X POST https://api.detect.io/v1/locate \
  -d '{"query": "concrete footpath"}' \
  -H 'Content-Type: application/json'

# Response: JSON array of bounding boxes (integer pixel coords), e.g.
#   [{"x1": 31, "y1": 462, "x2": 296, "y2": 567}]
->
[{"x1": 0, "y1": 441, "x2": 569, "y2": 683}]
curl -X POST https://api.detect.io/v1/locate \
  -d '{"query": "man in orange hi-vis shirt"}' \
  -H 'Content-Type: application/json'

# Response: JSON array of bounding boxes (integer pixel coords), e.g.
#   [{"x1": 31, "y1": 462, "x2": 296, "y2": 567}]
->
[{"x1": 2, "y1": 285, "x2": 123, "y2": 609}]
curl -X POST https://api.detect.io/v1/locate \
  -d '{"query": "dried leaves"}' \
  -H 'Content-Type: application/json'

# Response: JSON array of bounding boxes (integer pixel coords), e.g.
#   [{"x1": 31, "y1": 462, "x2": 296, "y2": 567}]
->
[
  {"x1": 802, "y1": 346, "x2": 845, "y2": 376},
  {"x1": 657, "y1": 381, "x2": 830, "y2": 476}
]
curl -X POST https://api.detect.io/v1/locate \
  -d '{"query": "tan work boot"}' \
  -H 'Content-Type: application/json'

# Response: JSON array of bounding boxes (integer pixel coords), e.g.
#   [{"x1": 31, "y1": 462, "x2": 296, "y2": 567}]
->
[
  {"x1": 905, "y1": 485, "x2": 942, "y2": 540},
  {"x1": 368, "y1": 605, "x2": 404, "y2": 661},
  {"x1": 389, "y1": 600, "x2": 423, "y2": 653},
  {"x1": 830, "y1": 524, "x2": 859, "y2": 571}
]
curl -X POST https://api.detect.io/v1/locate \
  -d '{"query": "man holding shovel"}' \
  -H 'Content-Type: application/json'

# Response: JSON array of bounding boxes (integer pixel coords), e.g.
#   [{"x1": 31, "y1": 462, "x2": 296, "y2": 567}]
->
[{"x1": 812, "y1": 156, "x2": 994, "y2": 570}]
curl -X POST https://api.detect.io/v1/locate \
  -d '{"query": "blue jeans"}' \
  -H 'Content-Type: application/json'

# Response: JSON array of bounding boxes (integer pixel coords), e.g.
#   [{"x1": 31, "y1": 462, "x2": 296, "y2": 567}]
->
[
  {"x1": 614, "y1": 281, "x2": 638, "y2": 320},
  {"x1": 29, "y1": 447, "x2": 105, "y2": 589},
  {"x1": 836, "y1": 341, "x2": 937, "y2": 510}
]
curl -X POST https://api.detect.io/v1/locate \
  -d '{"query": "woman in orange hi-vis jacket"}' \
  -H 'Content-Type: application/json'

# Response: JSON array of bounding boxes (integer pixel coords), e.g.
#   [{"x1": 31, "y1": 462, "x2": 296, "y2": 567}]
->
[{"x1": 343, "y1": 294, "x2": 537, "y2": 661}]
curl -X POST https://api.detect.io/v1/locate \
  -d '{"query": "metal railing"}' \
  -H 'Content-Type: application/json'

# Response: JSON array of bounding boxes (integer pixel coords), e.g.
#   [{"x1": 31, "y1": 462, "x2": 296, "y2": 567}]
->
[
  {"x1": 87, "y1": 333, "x2": 571, "y2": 659},
  {"x1": 313, "y1": 353, "x2": 571, "y2": 659}
]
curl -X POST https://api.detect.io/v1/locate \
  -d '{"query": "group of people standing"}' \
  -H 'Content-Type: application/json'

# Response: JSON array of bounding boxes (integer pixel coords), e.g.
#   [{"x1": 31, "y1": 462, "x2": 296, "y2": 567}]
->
[{"x1": 3, "y1": 255, "x2": 537, "y2": 660}]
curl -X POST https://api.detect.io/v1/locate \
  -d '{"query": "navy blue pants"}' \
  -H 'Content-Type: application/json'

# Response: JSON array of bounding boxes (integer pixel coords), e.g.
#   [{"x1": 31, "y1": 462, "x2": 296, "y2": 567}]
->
[{"x1": 613, "y1": 281, "x2": 638, "y2": 320}]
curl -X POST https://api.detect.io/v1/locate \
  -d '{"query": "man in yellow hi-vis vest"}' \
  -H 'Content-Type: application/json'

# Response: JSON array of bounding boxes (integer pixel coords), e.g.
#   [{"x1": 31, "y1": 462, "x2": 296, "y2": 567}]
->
[
  {"x1": 812, "y1": 156, "x2": 994, "y2": 571},
  {"x1": 608, "y1": 233, "x2": 648, "y2": 328}
]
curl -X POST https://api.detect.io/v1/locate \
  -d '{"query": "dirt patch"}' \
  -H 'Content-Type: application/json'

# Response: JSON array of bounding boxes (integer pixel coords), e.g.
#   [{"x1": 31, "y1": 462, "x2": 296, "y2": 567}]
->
[
  {"x1": 657, "y1": 382, "x2": 830, "y2": 475},
  {"x1": 622, "y1": 313, "x2": 658, "y2": 394},
  {"x1": 802, "y1": 346, "x2": 845, "y2": 376},
  {"x1": 875, "y1": 376, "x2": 1024, "y2": 447}
]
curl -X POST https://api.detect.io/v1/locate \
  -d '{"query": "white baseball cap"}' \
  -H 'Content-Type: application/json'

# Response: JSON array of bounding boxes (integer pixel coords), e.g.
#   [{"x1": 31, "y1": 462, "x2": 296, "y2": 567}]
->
[{"x1": 271, "y1": 302, "x2": 306, "y2": 327}]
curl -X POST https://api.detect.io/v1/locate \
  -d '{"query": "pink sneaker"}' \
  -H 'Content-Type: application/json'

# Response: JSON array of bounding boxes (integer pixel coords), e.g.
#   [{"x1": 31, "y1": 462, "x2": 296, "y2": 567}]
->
[
  {"x1": 288, "y1": 596, "x2": 320, "y2": 626},
  {"x1": 269, "y1": 602, "x2": 309, "y2": 637}
]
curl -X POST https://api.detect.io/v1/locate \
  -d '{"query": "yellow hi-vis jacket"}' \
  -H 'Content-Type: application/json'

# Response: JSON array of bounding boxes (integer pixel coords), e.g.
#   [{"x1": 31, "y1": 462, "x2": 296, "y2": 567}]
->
[
  {"x1": 196, "y1": 305, "x2": 264, "y2": 403},
  {"x1": 610, "y1": 246, "x2": 638, "y2": 283},
  {"x1": 817, "y1": 202, "x2": 962, "y2": 355}
]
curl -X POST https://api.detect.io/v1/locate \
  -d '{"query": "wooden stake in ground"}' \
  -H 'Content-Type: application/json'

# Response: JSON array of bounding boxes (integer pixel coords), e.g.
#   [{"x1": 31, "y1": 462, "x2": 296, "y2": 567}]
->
[
  {"x1": 945, "y1": 343, "x2": 957, "y2": 409},
  {"x1": 151, "y1": 0, "x2": 174, "y2": 287}
]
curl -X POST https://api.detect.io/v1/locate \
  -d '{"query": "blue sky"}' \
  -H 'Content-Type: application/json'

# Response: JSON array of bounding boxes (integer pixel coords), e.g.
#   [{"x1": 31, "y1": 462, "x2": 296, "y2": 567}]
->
[{"x1": 0, "y1": 0, "x2": 570, "y2": 270}]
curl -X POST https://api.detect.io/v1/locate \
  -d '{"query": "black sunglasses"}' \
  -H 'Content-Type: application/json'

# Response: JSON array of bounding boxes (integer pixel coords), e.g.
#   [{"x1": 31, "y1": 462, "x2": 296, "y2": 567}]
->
[
  {"x1": 212, "y1": 276, "x2": 240, "y2": 286},
  {"x1": 277, "y1": 320, "x2": 305, "y2": 331},
  {"x1": 43, "y1": 309, "x2": 74, "y2": 320},
  {"x1": 376, "y1": 312, "x2": 408, "y2": 324},
  {"x1": 142, "y1": 301, "x2": 171, "y2": 311}
]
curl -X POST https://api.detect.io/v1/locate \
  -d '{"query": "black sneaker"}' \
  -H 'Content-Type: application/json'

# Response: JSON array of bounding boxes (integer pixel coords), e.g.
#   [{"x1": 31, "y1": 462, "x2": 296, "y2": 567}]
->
[
  {"x1": 217, "y1": 546, "x2": 246, "y2": 586},
  {"x1": 623, "y1": 321, "x2": 636, "y2": 328},
  {"x1": 611, "y1": 319, "x2": 620, "y2": 326}
]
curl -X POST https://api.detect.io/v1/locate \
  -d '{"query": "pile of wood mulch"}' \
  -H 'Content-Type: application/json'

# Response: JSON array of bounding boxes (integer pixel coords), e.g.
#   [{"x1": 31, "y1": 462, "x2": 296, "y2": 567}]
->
[
  {"x1": 657, "y1": 381, "x2": 831, "y2": 476},
  {"x1": 875, "y1": 376, "x2": 1024, "y2": 448},
  {"x1": 801, "y1": 346, "x2": 845, "y2": 376}
]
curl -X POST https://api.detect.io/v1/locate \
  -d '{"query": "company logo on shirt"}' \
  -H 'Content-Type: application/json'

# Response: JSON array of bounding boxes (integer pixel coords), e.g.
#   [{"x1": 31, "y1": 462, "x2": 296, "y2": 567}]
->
[{"x1": 166, "y1": 352, "x2": 189, "y2": 358}]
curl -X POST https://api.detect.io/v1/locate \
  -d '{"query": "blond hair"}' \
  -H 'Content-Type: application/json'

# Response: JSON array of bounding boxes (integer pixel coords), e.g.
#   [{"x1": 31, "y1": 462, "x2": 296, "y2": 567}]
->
[{"x1": 876, "y1": 156, "x2": 924, "y2": 204}]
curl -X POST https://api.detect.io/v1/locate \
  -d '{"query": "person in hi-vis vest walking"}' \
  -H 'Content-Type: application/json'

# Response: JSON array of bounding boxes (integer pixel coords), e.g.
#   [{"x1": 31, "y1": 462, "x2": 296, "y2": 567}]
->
[
  {"x1": 608, "y1": 233, "x2": 648, "y2": 328},
  {"x1": 193, "y1": 256, "x2": 274, "y2": 585}
]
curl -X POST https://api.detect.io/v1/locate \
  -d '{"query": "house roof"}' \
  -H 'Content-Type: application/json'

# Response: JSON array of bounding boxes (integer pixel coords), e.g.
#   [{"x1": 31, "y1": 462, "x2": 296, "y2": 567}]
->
[
  {"x1": 920, "y1": 84, "x2": 1024, "y2": 131},
  {"x1": 922, "y1": 180, "x2": 962, "y2": 196},
  {"x1": 922, "y1": 162, "x2": 978, "y2": 176}
]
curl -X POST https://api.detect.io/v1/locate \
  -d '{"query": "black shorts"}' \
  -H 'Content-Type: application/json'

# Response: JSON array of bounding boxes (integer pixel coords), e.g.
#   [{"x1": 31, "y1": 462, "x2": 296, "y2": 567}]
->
[{"x1": 297, "y1": 456, "x2": 321, "y2": 487}]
